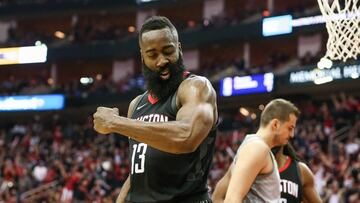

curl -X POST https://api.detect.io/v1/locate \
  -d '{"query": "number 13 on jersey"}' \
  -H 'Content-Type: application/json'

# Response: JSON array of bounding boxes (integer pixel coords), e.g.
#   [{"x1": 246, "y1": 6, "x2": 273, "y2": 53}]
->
[{"x1": 131, "y1": 143, "x2": 148, "y2": 174}]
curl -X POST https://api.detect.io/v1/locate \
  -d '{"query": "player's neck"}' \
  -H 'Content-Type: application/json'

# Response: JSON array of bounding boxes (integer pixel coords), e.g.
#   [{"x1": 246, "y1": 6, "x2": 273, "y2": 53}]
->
[
  {"x1": 275, "y1": 148, "x2": 287, "y2": 168},
  {"x1": 255, "y1": 128, "x2": 275, "y2": 148}
]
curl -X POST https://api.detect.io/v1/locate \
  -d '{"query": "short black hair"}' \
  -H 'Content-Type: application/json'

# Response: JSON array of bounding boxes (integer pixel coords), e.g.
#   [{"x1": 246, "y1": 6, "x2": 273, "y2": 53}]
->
[{"x1": 139, "y1": 16, "x2": 178, "y2": 44}]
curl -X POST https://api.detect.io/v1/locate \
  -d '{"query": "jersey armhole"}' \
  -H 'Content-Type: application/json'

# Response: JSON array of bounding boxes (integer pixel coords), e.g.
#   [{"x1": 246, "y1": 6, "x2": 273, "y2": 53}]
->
[
  {"x1": 170, "y1": 91, "x2": 178, "y2": 113},
  {"x1": 129, "y1": 92, "x2": 147, "y2": 117}
]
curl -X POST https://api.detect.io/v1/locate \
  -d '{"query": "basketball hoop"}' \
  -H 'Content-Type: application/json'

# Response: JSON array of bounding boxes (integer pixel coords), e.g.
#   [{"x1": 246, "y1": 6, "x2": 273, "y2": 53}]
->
[{"x1": 317, "y1": 0, "x2": 360, "y2": 65}]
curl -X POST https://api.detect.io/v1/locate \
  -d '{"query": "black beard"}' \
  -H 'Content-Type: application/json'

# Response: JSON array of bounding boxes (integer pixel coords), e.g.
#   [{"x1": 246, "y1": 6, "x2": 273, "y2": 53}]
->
[{"x1": 142, "y1": 56, "x2": 186, "y2": 101}]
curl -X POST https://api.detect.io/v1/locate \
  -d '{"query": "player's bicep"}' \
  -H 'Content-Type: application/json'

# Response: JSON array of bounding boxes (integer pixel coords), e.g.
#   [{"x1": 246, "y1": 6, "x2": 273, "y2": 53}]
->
[
  {"x1": 175, "y1": 78, "x2": 216, "y2": 150},
  {"x1": 176, "y1": 77, "x2": 216, "y2": 124},
  {"x1": 176, "y1": 102, "x2": 214, "y2": 127}
]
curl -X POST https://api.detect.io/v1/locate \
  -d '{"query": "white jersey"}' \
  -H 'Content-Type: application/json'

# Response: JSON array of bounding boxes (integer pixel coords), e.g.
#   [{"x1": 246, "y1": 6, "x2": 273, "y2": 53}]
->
[{"x1": 234, "y1": 134, "x2": 281, "y2": 203}]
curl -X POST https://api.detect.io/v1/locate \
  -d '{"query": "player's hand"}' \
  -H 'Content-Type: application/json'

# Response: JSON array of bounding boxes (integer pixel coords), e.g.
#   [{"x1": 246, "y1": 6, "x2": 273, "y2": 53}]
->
[{"x1": 93, "y1": 107, "x2": 119, "y2": 134}]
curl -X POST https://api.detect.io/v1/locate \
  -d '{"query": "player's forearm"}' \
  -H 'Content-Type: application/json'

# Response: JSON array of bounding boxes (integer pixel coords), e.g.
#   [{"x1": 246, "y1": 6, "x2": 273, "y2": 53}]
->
[
  {"x1": 224, "y1": 187, "x2": 244, "y2": 203},
  {"x1": 224, "y1": 196, "x2": 243, "y2": 203},
  {"x1": 212, "y1": 193, "x2": 225, "y2": 203},
  {"x1": 212, "y1": 178, "x2": 229, "y2": 202},
  {"x1": 110, "y1": 108, "x2": 212, "y2": 154},
  {"x1": 212, "y1": 189, "x2": 225, "y2": 203},
  {"x1": 112, "y1": 116, "x2": 190, "y2": 152},
  {"x1": 303, "y1": 188, "x2": 323, "y2": 203},
  {"x1": 116, "y1": 176, "x2": 130, "y2": 203},
  {"x1": 224, "y1": 185, "x2": 245, "y2": 203}
]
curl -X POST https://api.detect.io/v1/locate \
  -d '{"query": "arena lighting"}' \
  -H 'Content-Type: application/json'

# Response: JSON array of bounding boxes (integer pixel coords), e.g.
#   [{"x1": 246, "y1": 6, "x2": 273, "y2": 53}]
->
[
  {"x1": 0, "y1": 44, "x2": 47, "y2": 65},
  {"x1": 136, "y1": 0, "x2": 160, "y2": 4},
  {"x1": 289, "y1": 63, "x2": 360, "y2": 84},
  {"x1": 80, "y1": 77, "x2": 94, "y2": 85},
  {"x1": 263, "y1": 11, "x2": 360, "y2": 36},
  {"x1": 314, "y1": 75, "x2": 334, "y2": 85},
  {"x1": 292, "y1": 11, "x2": 360, "y2": 27},
  {"x1": 239, "y1": 107, "x2": 250, "y2": 116},
  {"x1": 54, "y1": 31, "x2": 66, "y2": 39},
  {"x1": 258, "y1": 104, "x2": 265, "y2": 111},
  {"x1": 102, "y1": 161, "x2": 111, "y2": 171},
  {"x1": 350, "y1": 72, "x2": 359, "y2": 79},
  {"x1": 47, "y1": 78, "x2": 54, "y2": 85},
  {"x1": 220, "y1": 73, "x2": 274, "y2": 97},
  {"x1": 262, "y1": 15, "x2": 293, "y2": 36},
  {"x1": 35, "y1": 41, "x2": 42, "y2": 46},
  {"x1": 317, "y1": 58, "x2": 333, "y2": 69},
  {"x1": 128, "y1": 26, "x2": 136, "y2": 33},
  {"x1": 0, "y1": 94, "x2": 64, "y2": 111},
  {"x1": 96, "y1": 74, "x2": 102, "y2": 80}
]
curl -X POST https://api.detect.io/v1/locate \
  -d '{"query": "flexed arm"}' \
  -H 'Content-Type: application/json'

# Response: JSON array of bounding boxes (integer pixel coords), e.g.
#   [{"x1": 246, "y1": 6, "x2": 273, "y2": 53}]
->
[{"x1": 93, "y1": 76, "x2": 217, "y2": 154}]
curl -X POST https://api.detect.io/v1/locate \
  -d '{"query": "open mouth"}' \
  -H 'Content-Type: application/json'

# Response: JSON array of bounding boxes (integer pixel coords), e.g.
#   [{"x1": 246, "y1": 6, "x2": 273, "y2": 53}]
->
[{"x1": 160, "y1": 69, "x2": 170, "y2": 80}]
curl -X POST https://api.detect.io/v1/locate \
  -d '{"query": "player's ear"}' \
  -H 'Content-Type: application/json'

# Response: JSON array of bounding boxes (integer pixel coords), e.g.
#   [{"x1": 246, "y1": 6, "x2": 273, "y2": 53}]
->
[
  {"x1": 271, "y1": 119, "x2": 280, "y2": 131},
  {"x1": 178, "y1": 43, "x2": 183, "y2": 58}
]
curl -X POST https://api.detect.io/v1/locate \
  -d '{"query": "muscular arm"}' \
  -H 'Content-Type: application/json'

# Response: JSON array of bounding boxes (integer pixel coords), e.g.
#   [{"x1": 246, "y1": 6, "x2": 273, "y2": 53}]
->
[
  {"x1": 94, "y1": 76, "x2": 217, "y2": 154},
  {"x1": 299, "y1": 162, "x2": 322, "y2": 203},
  {"x1": 212, "y1": 165, "x2": 232, "y2": 203},
  {"x1": 224, "y1": 141, "x2": 270, "y2": 203}
]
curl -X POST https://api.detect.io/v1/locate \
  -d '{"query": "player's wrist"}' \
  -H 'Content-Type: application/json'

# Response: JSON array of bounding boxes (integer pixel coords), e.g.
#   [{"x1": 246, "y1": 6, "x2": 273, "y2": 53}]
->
[{"x1": 108, "y1": 114, "x2": 120, "y2": 132}]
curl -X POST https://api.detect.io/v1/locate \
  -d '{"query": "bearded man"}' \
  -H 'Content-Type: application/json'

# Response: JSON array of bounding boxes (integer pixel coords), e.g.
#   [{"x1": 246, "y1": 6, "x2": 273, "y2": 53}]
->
[{"x1": 93, "y1": 16, "x2": 218, "y2": 203}]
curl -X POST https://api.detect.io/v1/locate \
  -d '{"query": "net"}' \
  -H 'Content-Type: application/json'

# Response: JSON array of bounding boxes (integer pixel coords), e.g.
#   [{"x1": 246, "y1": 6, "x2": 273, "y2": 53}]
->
[{"x1": 317, "y1": 0, "x2": 360, "y2": 62}]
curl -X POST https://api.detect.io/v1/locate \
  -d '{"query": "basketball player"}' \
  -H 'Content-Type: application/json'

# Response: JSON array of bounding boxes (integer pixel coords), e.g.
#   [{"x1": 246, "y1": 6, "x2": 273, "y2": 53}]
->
[
  {"x1": 93, "y1": 16, "x2": 218, "y2": 203},
  {"x1": 221, "y1": 99, "x2": 300, "y2": 202},
  {"x1": 212, "y1": 146, "x2": 322, "y2": 202},
  {"x1": 273, "y1": 144, "x2": 322, "y2": 203}
]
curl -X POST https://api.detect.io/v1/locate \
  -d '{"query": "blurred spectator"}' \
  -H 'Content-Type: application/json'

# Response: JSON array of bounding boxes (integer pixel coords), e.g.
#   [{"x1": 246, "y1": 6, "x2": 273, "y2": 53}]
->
[{"x1": 0, "y1": 94, "x2": 358, "y2": 202}]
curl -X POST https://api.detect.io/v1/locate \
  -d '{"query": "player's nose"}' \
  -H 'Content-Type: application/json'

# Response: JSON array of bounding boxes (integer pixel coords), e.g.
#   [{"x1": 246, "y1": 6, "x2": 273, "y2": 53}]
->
[{"x1": 156, "y1": 55, "x2": 169, "y2": 69}]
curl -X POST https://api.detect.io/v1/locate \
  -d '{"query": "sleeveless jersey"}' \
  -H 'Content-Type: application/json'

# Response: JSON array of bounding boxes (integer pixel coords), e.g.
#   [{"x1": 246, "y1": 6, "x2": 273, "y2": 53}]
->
[
  {"x1": 278, "y1": 157, "x2": 303, "y2": 203},
  {"x1": 125, "y1": 75, "x2": 217, "y2": 203},
  {"x1": 233, "y1": 134, "x2": 281, "y2": 203}
]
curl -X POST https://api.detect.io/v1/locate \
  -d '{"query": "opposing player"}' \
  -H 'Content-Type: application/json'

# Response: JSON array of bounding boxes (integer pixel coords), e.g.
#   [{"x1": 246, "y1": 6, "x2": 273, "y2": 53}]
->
[
  {"x1": 274, "y1": 144, "x2": 322, "y2": 203},
  {"x1": 212, "y1": 145, "x2": 321, "y2": 202},
  {"x1": 221, "y1": 99, "x2": 300, "y2": 202}
]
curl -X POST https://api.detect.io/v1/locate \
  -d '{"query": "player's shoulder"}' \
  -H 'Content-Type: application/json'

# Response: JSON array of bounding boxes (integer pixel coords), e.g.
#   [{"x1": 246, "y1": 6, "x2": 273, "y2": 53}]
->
[
  {"x1": 178, "y1": 75, "x2": 214, "y2": 97},
  {"x1": 180, "y1": 75, "x2": 211, "y2": 88},
  {"x1": 233, "y1": 138, "x2": 270, "y2": 171},
  {"x1": 298, "y1": 162, "x2": 311, "y2": 173},
  {"x1": 244, "y1": 135, "x2": 269, "y2": 147},
  {"x1": 248, "y1": 139, "x2": 269, "y2": 151},
  {"x1": 130, "y1": 94, "x2": 143, "y2": 106},
  {"x1": 238, "y1": 138, "x2": 269, "y2": 156},
  {"x1": 127, "y1": 94, "x2": 144, "y2": 117},
  {"x1": 298, "y1": 162, "x2": 315, "y2": 185}
]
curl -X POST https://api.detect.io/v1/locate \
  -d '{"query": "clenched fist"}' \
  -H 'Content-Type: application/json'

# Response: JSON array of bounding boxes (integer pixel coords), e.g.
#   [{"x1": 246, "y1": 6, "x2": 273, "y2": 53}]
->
[{"x1": 93, "y1": 107, "x2": 119, "y2": 134}]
